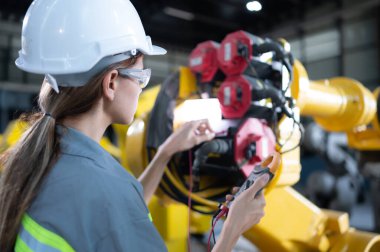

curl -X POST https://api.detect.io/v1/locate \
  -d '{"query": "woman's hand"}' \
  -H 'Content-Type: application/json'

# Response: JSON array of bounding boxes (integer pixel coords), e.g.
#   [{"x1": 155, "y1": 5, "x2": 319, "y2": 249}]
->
[
  {"x1": 159, "y1": 119, "x2": 215, "y2": 157},
  {"x1": 224, "y1": 174, "x2": 269, "y2": 236},
  {"x1": 212, "y1": 175, "x2": 269, "y2": 252}
]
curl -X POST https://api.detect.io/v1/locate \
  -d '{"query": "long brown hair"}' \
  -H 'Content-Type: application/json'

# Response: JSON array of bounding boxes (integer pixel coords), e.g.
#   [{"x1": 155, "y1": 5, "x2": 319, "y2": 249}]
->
[{"x1": 0, "y1": 54, "x2": 141, "y2": 251}]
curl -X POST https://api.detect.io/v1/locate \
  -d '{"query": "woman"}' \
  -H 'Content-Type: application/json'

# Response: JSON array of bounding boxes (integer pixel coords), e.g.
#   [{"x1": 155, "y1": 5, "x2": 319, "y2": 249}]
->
[{"x1": 0, "y1": 0, "x2": 269, "y2": 251}]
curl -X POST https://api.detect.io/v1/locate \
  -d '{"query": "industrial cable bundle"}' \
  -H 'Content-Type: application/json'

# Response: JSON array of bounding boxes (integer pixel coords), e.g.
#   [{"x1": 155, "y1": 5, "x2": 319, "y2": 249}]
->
[{"x1": 145, "y1": 30, "x2": 304, "y2": 215}]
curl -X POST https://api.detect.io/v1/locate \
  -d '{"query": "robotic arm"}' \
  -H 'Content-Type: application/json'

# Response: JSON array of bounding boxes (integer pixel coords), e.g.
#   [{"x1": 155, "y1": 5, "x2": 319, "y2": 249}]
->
[{"x1": 126, "y1": 30, "x2": 380, "y2": 251}]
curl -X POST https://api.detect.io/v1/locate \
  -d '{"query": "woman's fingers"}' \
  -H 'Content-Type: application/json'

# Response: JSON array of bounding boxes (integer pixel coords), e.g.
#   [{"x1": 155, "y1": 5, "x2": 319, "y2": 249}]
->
[
  {"x1": 193, "y1": 119, "x2": 214, "y2": 135},
  {"x1": 231, "y1": 187, "x2": 240, "y2": 194},
  {"x1": 254, "y1": 192, "x2": 266, "y2": 207},
  {"x1": 225, "y1": 194, "x2": 234, "y2": 202},
  {"x1": 241, "y1": 174, "x2": 270, "y2": 200},
  {"x1": 195, "y1": 131, "x2": 215, "y2": 144}
]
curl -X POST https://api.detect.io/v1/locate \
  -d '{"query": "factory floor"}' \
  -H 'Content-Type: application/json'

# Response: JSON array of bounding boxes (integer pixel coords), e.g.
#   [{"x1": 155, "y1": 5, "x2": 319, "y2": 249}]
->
[
  {"x1": 189, "y1": 191, "x2": 375, "y2": 252},
  {"x1": 190, "y1": 233, "x2": 259, "y2": 252},
  {"x1": 350, "y1": 191, "x2": 375, "y2": 231}
]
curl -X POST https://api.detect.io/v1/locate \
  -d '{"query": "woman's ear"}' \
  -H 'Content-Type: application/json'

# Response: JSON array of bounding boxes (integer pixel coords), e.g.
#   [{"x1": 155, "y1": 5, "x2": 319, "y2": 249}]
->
[{"x1": 102, "y1": 70, "x2": 119, "y2": 101}]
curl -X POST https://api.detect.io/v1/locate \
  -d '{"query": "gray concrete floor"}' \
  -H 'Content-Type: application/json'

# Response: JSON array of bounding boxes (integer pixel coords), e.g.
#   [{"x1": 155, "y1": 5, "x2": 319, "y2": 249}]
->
[
  {"x1": 190, "y1": 192, "x2": 376, "y2": 252},
  {"x1": 350, "y1": 192, "x2": 375, "y2": 231},
  {"x1": 190, "y1": 234, "x2": 259, "y2": 252},
  {"x1": 190, "y1": 220, "x2": 259, "y2": 252}
]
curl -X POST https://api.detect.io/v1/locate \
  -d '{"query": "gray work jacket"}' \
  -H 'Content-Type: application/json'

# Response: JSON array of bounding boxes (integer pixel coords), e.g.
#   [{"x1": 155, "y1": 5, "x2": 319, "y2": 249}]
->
[{"x1": 27, "y1": 126, "x2": 167, "y2": 251}]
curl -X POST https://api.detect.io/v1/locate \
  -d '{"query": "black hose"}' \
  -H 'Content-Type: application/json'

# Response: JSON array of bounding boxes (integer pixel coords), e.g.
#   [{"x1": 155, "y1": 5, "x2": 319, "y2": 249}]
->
[
  {"x1": 192, "y1": 139, "x2": 231, "y2": 191},
  {"x1": 255, "y1": 40, "x2": 294, "y2": 93},
  {"x1": 251, "y1": 82, "x2": 292, "y2": 118}
]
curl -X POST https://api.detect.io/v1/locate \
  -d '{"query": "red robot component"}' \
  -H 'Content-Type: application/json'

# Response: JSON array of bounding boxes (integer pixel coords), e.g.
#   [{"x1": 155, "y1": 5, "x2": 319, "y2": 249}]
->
[
  {"x1": 217, "y1": 75, "x2": 252, "y2": 119},
  {"x1": 234, "y1": 118, "x2": 276, "y2": 177},
  {"x1": 217, "y1": 30, "x2": 263, "y2": 76},
  {"x1": 189, "y1": 41, "x2": 220, "y2": 83}
]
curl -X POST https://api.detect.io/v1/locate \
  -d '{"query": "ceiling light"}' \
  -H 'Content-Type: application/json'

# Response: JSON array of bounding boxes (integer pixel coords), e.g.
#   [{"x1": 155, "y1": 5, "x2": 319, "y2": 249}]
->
[
  {"x1": 246, "y1": 1, "x2": 262, "y2": 12},
  {"x1": 163, "y1": 7, "x2": 195, "y2": 21}
]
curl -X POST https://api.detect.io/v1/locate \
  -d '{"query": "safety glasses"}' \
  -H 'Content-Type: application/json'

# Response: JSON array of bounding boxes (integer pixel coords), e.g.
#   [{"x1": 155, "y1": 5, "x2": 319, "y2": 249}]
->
[{"x1": 117, "y1": 68, "x2": 151, "y2": 89}]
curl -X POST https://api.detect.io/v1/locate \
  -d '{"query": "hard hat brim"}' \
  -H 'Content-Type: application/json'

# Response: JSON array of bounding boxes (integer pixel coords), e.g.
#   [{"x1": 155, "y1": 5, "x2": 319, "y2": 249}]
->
[{"x1": 148, "y1": 45, "x2": 167, "y2": 55}]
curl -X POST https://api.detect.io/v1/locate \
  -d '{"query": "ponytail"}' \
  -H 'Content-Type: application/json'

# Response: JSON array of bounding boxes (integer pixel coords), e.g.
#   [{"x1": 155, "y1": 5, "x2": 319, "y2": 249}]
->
[
  {"x1": 0, "y1": 54, "x2": 141, "y2": 250},
  {"x1": 0, "y1": 113, "x2": 60, "y2": 251}
]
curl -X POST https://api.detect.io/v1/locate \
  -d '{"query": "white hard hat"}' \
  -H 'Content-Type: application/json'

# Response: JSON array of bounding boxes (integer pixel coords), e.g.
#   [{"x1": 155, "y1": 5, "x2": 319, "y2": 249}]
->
[{"x1": 15, "y1": 0, "x2": 166, "y2": 91}]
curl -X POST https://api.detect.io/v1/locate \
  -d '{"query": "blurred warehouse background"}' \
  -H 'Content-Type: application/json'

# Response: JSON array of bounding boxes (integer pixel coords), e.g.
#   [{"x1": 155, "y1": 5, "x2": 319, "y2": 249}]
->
[
  {"x1": 1, "y1": 0, "x2": 379, "y2": 247},
  {"x1": 0, "y1": 0, "x2": 379, "y2": 130}
]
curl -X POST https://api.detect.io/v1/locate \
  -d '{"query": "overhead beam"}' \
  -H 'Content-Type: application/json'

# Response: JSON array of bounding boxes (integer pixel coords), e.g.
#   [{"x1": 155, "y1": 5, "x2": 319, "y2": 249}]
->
[
  {"x1": 161, "y1": 6, "x2": 240, "y2": 30},
  {"x1": 261, "y1": 0, "x2": 380, "y2": 38}
]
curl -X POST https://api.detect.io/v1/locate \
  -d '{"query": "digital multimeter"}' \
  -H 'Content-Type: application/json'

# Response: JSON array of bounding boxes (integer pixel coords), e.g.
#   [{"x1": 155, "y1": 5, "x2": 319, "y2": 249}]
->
[{"x1": 227, "y1": 152, "x2": 281, "y2": 208}]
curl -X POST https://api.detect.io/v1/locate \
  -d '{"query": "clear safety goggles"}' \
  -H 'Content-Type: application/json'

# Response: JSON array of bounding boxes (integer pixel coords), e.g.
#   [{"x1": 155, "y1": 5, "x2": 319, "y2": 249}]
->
[{"x1": 117, "y1": 68, "x2": 151, "y2": 89}]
